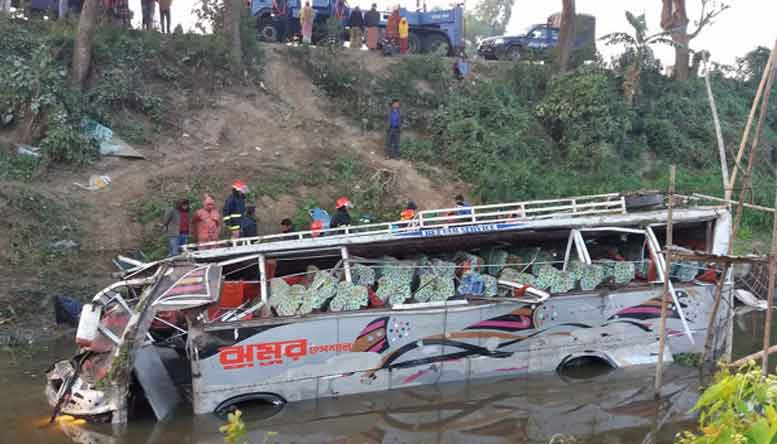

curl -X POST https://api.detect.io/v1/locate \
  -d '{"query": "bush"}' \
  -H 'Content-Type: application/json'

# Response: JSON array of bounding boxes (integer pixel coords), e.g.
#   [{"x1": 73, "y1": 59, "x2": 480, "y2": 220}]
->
[
  {"x1": 535, "y1": 66, "x2": 631, "y2": 170},
  {"x1": 676, "y1": 362, "x2": 777, "y2": 444}
]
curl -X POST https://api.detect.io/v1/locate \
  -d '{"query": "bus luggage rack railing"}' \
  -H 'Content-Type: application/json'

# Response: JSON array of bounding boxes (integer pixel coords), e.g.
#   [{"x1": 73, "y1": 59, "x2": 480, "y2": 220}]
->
[{"x1": 182, "y1": 193, "x2": 626, "y2": 252}]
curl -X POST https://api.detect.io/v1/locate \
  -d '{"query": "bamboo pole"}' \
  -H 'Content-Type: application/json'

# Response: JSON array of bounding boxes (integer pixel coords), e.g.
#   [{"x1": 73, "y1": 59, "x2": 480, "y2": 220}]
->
[
  {"x1": 704, "y1": 54, "x2": 729, "y2": 196},
  {"x1": 655, "y1": 165, "x2": 675, "y2": 396},
  {"x1": 703, "y1": 50, "x2": 777, "y2": 363},
  {"x1": 731, "y1": 343, "x2": 777, "y2": 367},
  {"x1": 762, "y1": 182, "x2": 777, "y2": 375},
  {"x1": 727, "y1": 37, "x2": 777, "y2": 200}
]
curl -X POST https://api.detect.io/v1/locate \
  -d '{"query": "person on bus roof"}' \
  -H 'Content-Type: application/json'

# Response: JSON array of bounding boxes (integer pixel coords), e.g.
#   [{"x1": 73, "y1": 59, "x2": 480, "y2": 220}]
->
[
  {"x1": 223, "y1": 180, "x2": 248, "y2": 239},
  {"x1": 240, "y1": 206, "x2": 258, "y2": 238},
  {"x1": 330, "y1": 197, "x2": 353, "y2": 230}
]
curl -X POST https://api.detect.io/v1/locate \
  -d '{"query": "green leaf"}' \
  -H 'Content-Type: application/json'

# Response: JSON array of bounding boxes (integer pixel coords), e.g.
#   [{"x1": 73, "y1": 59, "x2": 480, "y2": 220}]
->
[{"x1": 745, "y1": 418, "x2": 774, "y2": 444}]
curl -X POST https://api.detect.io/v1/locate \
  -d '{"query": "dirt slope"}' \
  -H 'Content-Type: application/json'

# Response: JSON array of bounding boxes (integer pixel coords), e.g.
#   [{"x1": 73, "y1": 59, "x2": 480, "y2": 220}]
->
[{"x1": 1, "y1": 45, "x2": 462, "y2": 340}]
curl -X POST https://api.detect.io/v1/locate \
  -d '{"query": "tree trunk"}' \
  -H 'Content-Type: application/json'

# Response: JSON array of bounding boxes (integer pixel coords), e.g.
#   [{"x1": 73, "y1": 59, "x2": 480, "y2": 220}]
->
[
  {"x1": 672, "y1": 29, "x2": 690, "y2": 80},
  {"x1": 225, "y1": 0, "x2": 243, "y2": 67},
  {"x1": 557, "y1": 0, "x2": 575, "y2": 72},
  {"x1": 72, "y1": 0, "x2": 99, "y2": 89},
  {"x1": 660, "y1": 0, "x2": 690, "y2": 80}
]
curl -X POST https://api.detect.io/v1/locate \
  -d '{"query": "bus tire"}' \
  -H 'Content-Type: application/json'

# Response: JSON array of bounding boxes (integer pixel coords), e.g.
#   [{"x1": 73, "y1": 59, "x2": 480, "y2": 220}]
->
[
  {"x1": 407, "y1": 32, "x2": 422, "y2": 54},
  {"x1": 258, "y1": 16, "x2": 279, "y2": 42}
]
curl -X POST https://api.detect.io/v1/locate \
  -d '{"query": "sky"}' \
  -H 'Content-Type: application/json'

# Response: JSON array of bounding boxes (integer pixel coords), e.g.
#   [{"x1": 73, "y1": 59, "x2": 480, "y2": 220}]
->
[{"x1": 128, "y1": 0, "x2": 771, "y2": 67}]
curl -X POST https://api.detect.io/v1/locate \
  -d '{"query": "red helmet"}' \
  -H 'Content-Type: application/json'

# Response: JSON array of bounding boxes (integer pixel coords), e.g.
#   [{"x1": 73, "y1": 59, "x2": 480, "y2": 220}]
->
[
  {"x1": 336, "y1": 197, "x2": 352, "y2": 209},
  {"x1": 232, "y1": 180, "x2": 248, "y2": 193}
]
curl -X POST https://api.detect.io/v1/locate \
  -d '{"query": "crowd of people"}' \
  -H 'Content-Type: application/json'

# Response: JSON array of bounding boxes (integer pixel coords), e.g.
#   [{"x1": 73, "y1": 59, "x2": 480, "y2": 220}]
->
[
  {"x1": 48, "y1": 0, "x2": 174, "y2": 33},
  {"x1": 161, "y1": 180, "x2": 472, "y2": 257},
  {"x1": 289, "y1": 1, "x2": 411, "y2": 54}
]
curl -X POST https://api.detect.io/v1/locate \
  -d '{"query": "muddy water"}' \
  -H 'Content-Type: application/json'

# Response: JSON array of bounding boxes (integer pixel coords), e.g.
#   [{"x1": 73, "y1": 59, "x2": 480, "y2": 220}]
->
[{"x1": 1, "y1": 310, "x2": 774, "y2": 444}]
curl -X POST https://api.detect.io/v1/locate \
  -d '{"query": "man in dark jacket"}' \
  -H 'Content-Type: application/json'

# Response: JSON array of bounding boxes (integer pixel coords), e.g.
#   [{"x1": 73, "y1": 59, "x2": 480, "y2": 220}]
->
[
  {"x1": 330, "y1": 197, "x2": 352, "y2": 230},
  {"x1": 348, "y1": 6, "x2": 364, "y2": 49},
  {"x1": 161, "y1": 198, "x2": 190, "y2": 256},
  {"x1": 240, "y1": 206, "x2": 258, "y2": 238},
  {"x1": 223, "y1": 180, "x2": 248, "y2": 239},
  {"x1": 364, "y1": 3, "x2": 380, "y2": 49}
]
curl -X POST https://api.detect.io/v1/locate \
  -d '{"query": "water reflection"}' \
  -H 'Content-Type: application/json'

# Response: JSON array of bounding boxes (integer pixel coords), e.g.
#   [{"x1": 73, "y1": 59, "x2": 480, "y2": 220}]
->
[{"x1": 47, "y1": 365, "x2": 699, "y2": 444}]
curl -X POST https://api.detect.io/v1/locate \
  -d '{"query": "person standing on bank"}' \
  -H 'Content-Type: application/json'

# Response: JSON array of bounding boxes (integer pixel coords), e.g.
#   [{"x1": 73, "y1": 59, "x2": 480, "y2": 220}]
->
[
  {"x1": 386, "y1": 99, "x2": 401, "y2": 159},
  {"x1": 158, "y1": 0, "x2": 173, "y2": 34},
  {"x1": 161, "y1": 198, "x2": 190, "y2": 256},
  {"x1": 348, "y1": 6, "x2": 364, "y2": 49},
  {"x1": 300, "y1": 1, "x2": 315, "y2": 45},
  {"x1": 398, "y1": 15, "x2": 409, "y2": 54},
  {"x1": 364, "y1": 3, "x2": 380, "y2": 50}
]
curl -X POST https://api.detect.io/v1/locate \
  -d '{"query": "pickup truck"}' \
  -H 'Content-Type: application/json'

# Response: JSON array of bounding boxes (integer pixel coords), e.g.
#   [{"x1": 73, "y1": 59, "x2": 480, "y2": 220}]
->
[{"x1": 478, "y1": 14, "x2": 595, "y2": 62}]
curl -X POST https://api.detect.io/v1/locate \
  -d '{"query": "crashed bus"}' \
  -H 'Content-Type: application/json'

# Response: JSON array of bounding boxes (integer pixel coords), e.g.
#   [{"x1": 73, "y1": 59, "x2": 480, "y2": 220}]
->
[{"x1": 45, "y1": 193, "x2": 733, "y2": 422}]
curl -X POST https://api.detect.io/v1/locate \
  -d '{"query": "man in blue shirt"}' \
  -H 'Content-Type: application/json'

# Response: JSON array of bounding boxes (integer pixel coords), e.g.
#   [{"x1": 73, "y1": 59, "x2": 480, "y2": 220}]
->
[
  {"x1": 385, "y1": 99, "x2": 401, "y2": 159},
  {"x1": 455, "y1": 194, "x2": 473, "y2": 218}
]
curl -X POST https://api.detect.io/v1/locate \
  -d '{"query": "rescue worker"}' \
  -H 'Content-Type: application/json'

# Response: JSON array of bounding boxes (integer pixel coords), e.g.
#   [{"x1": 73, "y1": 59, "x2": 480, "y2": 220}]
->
[
  {"x1": 241, "y1": 206, "x2": 258, "y2": 238},
  {"x1": 398, "y1": 15, "x2": 409, "y2": 54},
  {"x1": 400, "y1": 200, "x2": 417, "y2": 220},
  {"x1": 193, "y1": 194, "x2": 221, "y2": 246},
  {"x1": 161, "y1": 198, "x2": 190, "y2": 256},
  {"x1": 299, "y1": 1, "x2": 315, "y2": 45},
  {"x1": 223, "y1": 180, "x2": 248, "y2": 239},
  {"x1": 348, "y1": 6, "x2": 364, "y2": 49},
  {"x1": 385, "y1": 99, "x2": 401, "y2": 159},
  {"x1": 330, "y1": 197, "x2": 352, "y2": 230},
  {"x1": 364, "y1": 3, "x2": 380, "y2": 50}
]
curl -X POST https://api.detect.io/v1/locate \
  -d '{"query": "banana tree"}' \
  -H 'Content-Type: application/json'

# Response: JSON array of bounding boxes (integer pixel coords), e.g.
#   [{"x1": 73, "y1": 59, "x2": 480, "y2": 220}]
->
[{"x1": 601, "y1": 12, "x2": 673, "y2": 105}]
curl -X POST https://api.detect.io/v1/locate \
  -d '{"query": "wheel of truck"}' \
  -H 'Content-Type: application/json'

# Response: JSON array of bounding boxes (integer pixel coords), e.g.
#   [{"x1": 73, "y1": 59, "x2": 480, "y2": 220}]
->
[
  {"x1": 408, "y1": 33, "x2": 422, "y2": 54},
  {"x1": 258, "y1": 17, "x2": 279, "y2": 42},
  {"x1": 423, "y1": 33, "x2": 451, "y2": 56},
  {"x1": 506, "y1": 45, "x2": 522, "y2": 62}
]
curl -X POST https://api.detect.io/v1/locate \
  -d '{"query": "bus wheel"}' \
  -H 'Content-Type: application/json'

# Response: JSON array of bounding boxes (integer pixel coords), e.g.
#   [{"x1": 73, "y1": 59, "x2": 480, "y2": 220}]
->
[
  {"x1": 258, "y1": 17, "x2": 279, "y2": 42},
  {"x1": 407, "y1": 33, "x2": 422, "y2": 54}
]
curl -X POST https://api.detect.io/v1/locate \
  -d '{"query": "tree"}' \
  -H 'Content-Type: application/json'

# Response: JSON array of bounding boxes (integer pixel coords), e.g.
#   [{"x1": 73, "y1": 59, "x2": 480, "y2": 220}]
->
[
  {"x1": 474, "y1": 0, "x2": 514, "y2": 36},
  {"x1": 556, "y1": 0, "x2": 575, "y2": 72},
  {"x1": 72, "y1": 0, "x2": 98, "y2": 89},
  {"x1": 660, "y1": 0, "x2": 729, "y2": 81},
  {"x1": 602, "y1": 12, "x2": 673, "y2": 105},
  {"x1": 224, "y1": 0, "x2": 242, "y2": 67}
]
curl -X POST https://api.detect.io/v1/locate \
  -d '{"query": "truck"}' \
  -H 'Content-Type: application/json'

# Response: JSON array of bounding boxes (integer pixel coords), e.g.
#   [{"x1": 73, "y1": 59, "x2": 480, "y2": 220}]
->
[
  {"x1": 478, "y1": 13, "x2": 595, "y2": 61},
  {"x1": 251, "y1": 0, "x2": 464, "y2": 55}
]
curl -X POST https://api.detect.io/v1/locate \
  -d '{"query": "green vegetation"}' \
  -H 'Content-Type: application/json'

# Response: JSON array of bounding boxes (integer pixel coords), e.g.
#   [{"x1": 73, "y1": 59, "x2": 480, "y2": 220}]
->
[
  {"x1": 297, "y1": 44, "x2": 777, "y2": 240},
  {"x1": 674, "y1": 352, "x2": 703, "y2": 368},
  {"x1": 677, "y1": 362, "x2": 777, "y2": 443},
  {"x1": 0, "y1": 16, "x2": 263, "y2": 172}
]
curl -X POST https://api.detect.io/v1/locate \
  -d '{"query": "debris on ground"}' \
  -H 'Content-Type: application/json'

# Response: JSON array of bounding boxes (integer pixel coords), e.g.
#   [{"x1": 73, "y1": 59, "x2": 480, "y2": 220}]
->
[{"x1": 73, "y1": 175, "x2": 112, "y2": 191}]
